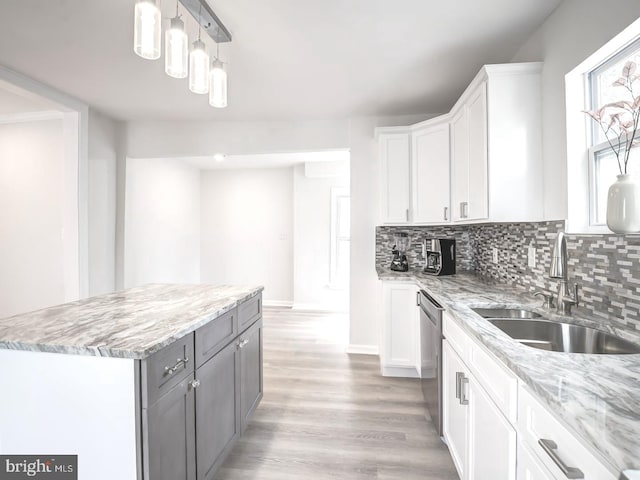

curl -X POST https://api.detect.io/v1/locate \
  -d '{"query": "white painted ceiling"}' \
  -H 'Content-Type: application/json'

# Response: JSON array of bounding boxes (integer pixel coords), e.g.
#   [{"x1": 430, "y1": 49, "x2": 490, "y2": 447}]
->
[{"x1": 0, "y1": 0, "x2": 561, "y2": 121}]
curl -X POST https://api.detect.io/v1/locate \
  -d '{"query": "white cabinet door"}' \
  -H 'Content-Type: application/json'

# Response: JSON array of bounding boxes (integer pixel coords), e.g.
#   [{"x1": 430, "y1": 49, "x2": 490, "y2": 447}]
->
[
  {"x1": 468, "y1": 374, "x2": 517, "y2": 480},
  {"x1": 381, "y1": 282, "x2": 418, "y2": 376},
  {"x1": 379, "y1": 132, "x2": 411, "y2": 223},
  {"x1": 411, "y1": 123, "x2": 451, "y2": 224},
  {"x1": 451, "y1": 107, "x2": 469, "y2": 222},
  {"x1": 467, "y1": 81, "x2": 488, "y2": 221},
  {"x1": 517, "y1": 443, "x2": 555, "y2": 480},
  {"x1": 443, "y1": 340, "x2": 468, "y2": 479}
]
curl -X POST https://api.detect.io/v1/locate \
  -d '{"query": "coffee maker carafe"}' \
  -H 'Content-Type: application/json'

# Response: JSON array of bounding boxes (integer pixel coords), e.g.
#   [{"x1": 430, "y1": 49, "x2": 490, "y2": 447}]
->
[
  {"x1": 423, "y1": 238, "x2": 456, "y2": 276},
  {"x1": 390, "y1": 233, "x2": 410, "y2": 272}
]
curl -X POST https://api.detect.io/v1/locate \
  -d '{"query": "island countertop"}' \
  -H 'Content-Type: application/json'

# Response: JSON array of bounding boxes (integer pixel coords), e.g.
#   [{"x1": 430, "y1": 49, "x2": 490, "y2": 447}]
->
[
  {"x1": 378, "y1": 268, "x2": 640, "y2": 476},
  {"x1": 0, "y1": 284, "x2": 263, "y2": 359}
]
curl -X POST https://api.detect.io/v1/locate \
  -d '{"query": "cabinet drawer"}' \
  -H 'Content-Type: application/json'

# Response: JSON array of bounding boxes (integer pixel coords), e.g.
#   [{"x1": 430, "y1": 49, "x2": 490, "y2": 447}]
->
[
  {"x1": 468, "y1": 340, "x2": 517, "y2": 423},
  {"x1": 238, "y1": 294, "x2": 262, "y2": 331},
  {"x1": 143, "y1": 333, "x2": 195, "y2": 407},
  {"x1": 518, "y1": 386, "x2": 616, "y2": 480},
  {"x1": 195, "y1": 308, "x2": 238, "y2": 368},
  {"x1": 443, "y1": 312, "x2": 469, "y2": 360}
]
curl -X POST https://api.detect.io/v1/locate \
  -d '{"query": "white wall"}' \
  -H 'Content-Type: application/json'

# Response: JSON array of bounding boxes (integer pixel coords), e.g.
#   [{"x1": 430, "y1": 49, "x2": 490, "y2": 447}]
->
[
  {"x1": 512, "y1": 0, "x2": 640, "y2": 220},
  {"x1": 293, "y1": 162, "x2": 349, "y2": 311},
  {"x1": 124, "y1": 158, "x2": 201, "y2": 287},
  {"x1": 0, "y1": 119, "x2": 66, "y2": 317},
  {"x1": 87, "y1": 110, "x2": 118, "y2": 296},
  {"x1": 200, "y1": 168, "x2": 294, "y2": 304},
  {"x1": 123, "y1": 114, "x2": 430, "y2": 352}
]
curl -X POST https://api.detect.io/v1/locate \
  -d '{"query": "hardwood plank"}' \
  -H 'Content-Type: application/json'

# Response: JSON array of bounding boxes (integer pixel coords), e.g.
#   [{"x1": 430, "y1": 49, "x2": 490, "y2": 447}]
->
[{"x1": 214, "y1": 306, "x2": 459, "y2": 480}]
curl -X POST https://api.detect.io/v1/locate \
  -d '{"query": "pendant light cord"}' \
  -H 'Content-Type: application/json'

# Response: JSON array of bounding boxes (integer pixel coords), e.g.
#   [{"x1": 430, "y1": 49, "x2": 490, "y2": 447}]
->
[{"x1": 198, "y1": 3, "x2": 202, "y2": 41}]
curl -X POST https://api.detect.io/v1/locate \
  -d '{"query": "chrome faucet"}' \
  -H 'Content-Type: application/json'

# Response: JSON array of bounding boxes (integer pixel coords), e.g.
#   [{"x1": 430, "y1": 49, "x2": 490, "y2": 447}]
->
[{"x1": 549, "y1": 232, "x2": 579, "y2": 315}]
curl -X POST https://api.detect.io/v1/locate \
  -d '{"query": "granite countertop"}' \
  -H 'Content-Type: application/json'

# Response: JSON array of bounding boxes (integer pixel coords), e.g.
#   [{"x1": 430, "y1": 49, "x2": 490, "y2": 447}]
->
[
  {"x1": 0, "y1": 284, "x2": 263, "y2": 359},
  {"x1": 378, "y1": 268, "x2": 640, "y2": 475}
]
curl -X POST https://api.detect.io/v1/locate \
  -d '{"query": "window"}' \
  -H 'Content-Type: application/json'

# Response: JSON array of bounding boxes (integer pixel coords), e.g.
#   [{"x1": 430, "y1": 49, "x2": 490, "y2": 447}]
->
[
  {"x1": 330, "y1": 187, "x2": 350, "y2": 288},
  {"x1": 587, "y1": 38, "x2": 640, "y2": 226}
]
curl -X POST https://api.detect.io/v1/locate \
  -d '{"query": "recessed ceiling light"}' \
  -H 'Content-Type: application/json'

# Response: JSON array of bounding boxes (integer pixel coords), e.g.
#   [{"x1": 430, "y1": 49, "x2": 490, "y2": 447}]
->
[{"x1": 213, "y1": 153, "x2": 226, "y2": 162}]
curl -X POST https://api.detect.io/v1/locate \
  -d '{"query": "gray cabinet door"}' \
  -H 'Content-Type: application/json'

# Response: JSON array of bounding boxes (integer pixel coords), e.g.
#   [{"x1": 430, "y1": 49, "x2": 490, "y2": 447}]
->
[
  {"x1": 195, "y1": 339, "x2": 240, "y2": 480},
  {"x1": 239, "y1": 318, "x2": 263, "y2": 431},
  {"x1": 146, "y1": 374, "x2": 196, "y2": 480}
]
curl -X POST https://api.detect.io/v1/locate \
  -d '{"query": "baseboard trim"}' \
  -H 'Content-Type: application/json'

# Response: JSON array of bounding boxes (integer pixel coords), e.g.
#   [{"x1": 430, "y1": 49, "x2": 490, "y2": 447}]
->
[
  {"x1": 262, "y1": 300, "x2": 294, "y2": 308},
  {"x1": 380, "y1": 365, "x2": 420, "y2": 378},
  {"x1": 346, "y1": 344, "x2": 379, "y2": 355}
]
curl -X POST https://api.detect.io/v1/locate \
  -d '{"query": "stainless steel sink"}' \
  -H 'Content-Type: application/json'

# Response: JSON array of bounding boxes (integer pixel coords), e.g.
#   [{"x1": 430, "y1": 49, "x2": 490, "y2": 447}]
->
[
  {"x1": 472, "y1": 307, "x2": 542, "y2": 319},
  {"x1": 489, "y1": 319, "x2": 640, "y2": 354}
]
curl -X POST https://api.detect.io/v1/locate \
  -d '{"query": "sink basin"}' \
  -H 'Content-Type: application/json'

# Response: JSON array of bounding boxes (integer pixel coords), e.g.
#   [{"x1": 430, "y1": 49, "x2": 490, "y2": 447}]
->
[
  {"x1": 489, "y1": 319, "x2": 640, "y2": 354},
  {"x1": 472, "y1": 307, "x2": 542, "y2": 319}
]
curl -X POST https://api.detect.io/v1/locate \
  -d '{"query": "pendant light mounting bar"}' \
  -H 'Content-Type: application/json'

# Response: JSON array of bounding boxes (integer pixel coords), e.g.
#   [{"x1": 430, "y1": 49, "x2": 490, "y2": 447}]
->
[{"x1": 178, "y1": 0, "x2": 232, "y2": 43}]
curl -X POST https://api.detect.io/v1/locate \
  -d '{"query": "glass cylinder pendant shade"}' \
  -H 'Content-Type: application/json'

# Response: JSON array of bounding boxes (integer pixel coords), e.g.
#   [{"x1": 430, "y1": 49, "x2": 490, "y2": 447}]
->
[
  {"x1": 209, "y1": 59, "x2": 228, "y2": 108},
  {"x1": 134, "y1": 0, "x2": 161, "y2": 60},
  {"x1": 165, "y1": 17, "x2": 188, "y2": 78},
  {"x1": 189, "y1": 40, "x2": 210, "y2": 94}
]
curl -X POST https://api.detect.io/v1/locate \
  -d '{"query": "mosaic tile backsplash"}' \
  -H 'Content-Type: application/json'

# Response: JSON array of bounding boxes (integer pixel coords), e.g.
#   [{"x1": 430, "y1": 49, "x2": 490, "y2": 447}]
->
[{"x1": 376, "y1": 221, "x2": 640, "y2": 332}]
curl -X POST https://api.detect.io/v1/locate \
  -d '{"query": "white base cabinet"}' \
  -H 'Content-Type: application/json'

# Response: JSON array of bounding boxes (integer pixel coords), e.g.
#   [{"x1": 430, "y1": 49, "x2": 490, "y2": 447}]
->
[
  {"x1": 380, "y1": 281, "x2": 420, "y2": 377},
  {"x1": 442, "y1": 339, "x2": 516, "y2": 480},
  {"x1": 441, "y1": 311, "x2": 618, "y2": 480}
]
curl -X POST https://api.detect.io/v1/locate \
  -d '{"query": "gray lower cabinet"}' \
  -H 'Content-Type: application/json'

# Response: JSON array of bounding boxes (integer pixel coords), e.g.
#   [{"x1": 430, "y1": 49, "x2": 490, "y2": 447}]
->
[
  {"x1": 144, "y1": 374, "x2": 196, "y2": 480},
  {"x1": 239, "y1": 318, "x2": 263, "y2": 432},
  {"x1": 195, "y1": 340, "x2": 241, "y2": 480},
  {"x1": 141, "y1": 293, "x2": 263, "y2": 480}
]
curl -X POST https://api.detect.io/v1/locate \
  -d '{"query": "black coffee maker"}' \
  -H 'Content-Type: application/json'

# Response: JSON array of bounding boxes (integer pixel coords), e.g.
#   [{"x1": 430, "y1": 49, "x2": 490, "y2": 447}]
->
[
  {"x1": 423, "y1": 238, "x2": 456, "y2": 276},
  {"x1": 390, "y1": 233, "x2": 410, "y2": 272}
]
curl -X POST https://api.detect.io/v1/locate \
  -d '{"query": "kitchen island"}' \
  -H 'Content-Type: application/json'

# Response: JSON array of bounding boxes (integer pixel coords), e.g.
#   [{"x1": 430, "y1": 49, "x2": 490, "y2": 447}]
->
[{"x1": 0, "y1": 283, "x2": 264, "y2": 480}]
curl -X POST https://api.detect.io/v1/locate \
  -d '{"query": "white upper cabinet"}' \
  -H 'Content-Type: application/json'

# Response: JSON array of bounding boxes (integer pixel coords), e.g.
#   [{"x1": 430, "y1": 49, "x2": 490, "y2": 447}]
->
[
  {"x1": 412, "y1": 123, "x2": 451, "y2": 224},
  {"x1": 451, "y1": 63, "x2": 543, "y2": 223},
  {"x1": 377, "y1": 62, "x2": 543, "y2": 226},
  {"x1": 378, "y1": 131, "x2": 411, "y2": 224},
  {"x1": 377, "y1": 119, "x2": 451, "y2": 225}
]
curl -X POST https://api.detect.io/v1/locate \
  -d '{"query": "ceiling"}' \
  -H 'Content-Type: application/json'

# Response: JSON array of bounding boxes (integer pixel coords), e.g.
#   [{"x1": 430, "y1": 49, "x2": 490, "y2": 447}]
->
[{"x1": 0, "y1": 0, "x2": 562, "y2": 122}]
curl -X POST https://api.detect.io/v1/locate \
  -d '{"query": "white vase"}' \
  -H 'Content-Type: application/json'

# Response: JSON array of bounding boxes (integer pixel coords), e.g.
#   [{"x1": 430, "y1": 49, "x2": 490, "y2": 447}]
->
[{"x1": 606, "y1": 174, "x2": 640, "y2": 233}]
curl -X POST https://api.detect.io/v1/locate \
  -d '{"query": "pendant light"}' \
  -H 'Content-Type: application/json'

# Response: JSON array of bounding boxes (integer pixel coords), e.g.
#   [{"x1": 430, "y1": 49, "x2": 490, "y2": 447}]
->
[
  {"x1": 209, "y1": 41, "x2": 227, "y2": 108},
  {"x1": 189, "y1": 5, "x2": 209, "y2": 94},
  {"x1": 133, "y1": 0, "x2": 161, "y2": 60},
  {"x1": 165, "y1": 1, "x2": 188, "y2": 78}
]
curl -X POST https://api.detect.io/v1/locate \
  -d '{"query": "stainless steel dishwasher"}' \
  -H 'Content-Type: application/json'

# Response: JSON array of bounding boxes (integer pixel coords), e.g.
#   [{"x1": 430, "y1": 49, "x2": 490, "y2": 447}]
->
[{"x1": 418, "y1": 289, "x2": 444, "y2": 437}]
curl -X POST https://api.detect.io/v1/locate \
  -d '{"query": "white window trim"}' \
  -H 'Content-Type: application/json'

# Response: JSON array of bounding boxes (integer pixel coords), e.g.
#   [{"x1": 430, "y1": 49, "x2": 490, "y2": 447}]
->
[
  {"x1": 566, "y1": 17, "x2": 640, "y2": 233},
  {"x1": 329, "y1": 187, "x2": 350, "y2": 289}
]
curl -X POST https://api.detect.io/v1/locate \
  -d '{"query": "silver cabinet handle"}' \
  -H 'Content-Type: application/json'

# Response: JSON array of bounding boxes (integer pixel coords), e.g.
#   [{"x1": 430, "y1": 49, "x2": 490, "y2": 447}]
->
[
  {"x1": 405, "y1": 208, "x2": 409, "y2": 221},
  {"x1": 444, "y1": 206, "x2": 448, "y2": 221},
  {"x1": 189, "y1": 379, "x2": 200, "y2": 389},
  {"x1": 238, "y1": 339, "x2": 249, "y2": 349},
  {"x1": 416, "y1": 291, "x2": 420, "y2": 306},
  {"x1": 538, "y1": 439, "x2": 584, "y2": 479},
  {"x1": 460, "y1": 376, "x2": 469, "y2": 405},
  {"x1": 460, "y1": 201, "x2": 468, "y2": 219},
  {"x1": 455, "y1": 372, "x2": 464, "y2": 400},
  {"x1": 164, "y1": 357, "x2": 189, "y2": 375}
]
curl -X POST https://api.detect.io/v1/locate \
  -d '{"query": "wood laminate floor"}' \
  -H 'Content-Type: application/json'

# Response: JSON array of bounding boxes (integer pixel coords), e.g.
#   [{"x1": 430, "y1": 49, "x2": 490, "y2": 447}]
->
[{"x1": 215, "y1": 307, "x2": 459, "y2": 480}]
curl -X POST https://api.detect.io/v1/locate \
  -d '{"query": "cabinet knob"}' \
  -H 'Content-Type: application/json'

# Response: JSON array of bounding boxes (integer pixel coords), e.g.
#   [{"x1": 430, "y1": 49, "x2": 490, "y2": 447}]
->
[
  {"x1": 238, "y1": 339, "x2": 249, "y2": 349},
  {"x1": 189, "y1": 379, "x2": 201, "y2": 389}
]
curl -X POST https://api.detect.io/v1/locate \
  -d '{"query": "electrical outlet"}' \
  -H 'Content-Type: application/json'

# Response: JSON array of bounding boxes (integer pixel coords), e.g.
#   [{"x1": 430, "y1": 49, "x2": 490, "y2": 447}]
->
[
  {"x1": 528, "y1": 245, "x2": 537, "y2": 268},
  {"x1": 492, "y1": 247, "x2": 499, "y2": 264}
]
